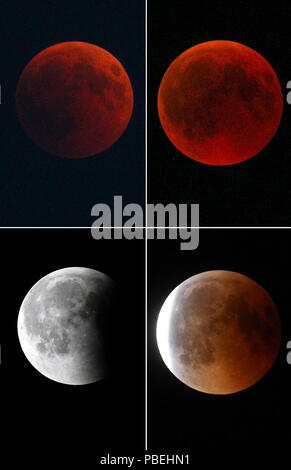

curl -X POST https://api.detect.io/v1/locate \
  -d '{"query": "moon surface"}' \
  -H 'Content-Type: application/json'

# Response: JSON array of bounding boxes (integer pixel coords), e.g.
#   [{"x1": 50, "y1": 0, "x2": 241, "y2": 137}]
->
[
  {"x1": 17, "y1": 267, "x2": 116, "y2": 385},
  {"x1": 158, "y1": 40, "x2": 283, "y2": 165},
  {"x1": 16, "y1": 41, "x2": 134, "y2": 158},
  {"x1": 156, "y1": 270, "x2": 281, "y2": 394}
]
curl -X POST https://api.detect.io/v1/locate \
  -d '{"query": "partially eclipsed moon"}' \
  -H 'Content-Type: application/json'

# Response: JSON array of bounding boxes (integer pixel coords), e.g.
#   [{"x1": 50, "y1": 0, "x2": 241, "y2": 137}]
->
[
  {"x1": 16, "y1": 42, "x2": 134, "y2": 158},
  {"x1": 158, "y1": 41, "x2": 283, "y2": 165},
  {"x1": 17, "y1": 267, "x2": 116, "y2": 385},
  {"x1": 156, "y1": 270, "x2": 281, "y2": 394}
]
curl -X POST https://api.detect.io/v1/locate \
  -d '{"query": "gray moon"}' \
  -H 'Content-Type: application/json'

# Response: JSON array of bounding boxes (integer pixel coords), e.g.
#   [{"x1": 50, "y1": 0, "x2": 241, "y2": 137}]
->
[
  {"x1": 156, "y1": 270, "x2": 281, "y2": 395},
  {"x1": 17, "y1": 267, "x2": 116, "y2": 385}
]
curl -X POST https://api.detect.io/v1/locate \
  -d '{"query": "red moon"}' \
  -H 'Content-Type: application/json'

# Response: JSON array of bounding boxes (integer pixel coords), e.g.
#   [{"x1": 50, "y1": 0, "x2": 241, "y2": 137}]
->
[
  {"x1": 16, "y1": 42, "x2": 134, "y2": 158},
  {"x1": 158, "y1": 41, "x2": 283, "y2": 165},
  {"x1": 157, "y1": 271, "x2": 281, "y2": 394}
]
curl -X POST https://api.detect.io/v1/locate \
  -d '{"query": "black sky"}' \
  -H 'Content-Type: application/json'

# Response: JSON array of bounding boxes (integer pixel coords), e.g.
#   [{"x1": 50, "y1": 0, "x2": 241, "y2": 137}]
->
[
  {"x1": 1, "y1": 0, "x2": 291, "y2": 461},
  {"x1": 0, "y1": 0, "x2": 145, "y2": 226},
  {"x1": 148, "y1": 0, "x2": 291, "y2": 226},
  {"x1": 148, "y1": 229, "x2": 291, "y2": 451},
  {"x1": 1, "y1": 229, "x2": 145, "y2": 464}
]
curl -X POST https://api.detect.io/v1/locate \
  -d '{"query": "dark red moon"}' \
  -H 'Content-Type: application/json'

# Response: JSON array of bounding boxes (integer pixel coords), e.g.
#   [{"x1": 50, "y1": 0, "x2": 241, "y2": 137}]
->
[
  {"x1": 158, "y1": 41, "x2": 283, "y2": 165},
  {"x1": 16, "y1": 42, "x2": 134, "y2": 158},
  {"x1": 157, "y1": 270, "x2": 281, "y2": 394}
]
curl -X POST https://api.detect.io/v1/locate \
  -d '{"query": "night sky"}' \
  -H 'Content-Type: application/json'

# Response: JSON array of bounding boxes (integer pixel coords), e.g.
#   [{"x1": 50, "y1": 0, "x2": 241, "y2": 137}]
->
[
  {"x1": 148, "y1": 229, "x2": 291, "y2": 451},
  {"x1": 0, "y1": 0, "x2": 291, "y2": 463},
  {"x1": 1, "y1": 229, "x2": 145, "y2": 464},
  {"x1": 0, "y1": 0, "x2": 144, "y2": 226},
  {"x1": 148, "y1": 1, "x2": 291, "y2": 226}
]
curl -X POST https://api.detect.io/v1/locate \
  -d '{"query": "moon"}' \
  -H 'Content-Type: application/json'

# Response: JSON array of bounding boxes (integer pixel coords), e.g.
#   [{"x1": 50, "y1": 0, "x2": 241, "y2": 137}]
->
[
  {"x1": 15, "y1": 42, "x2": 134, "y2": 158},
  {"x1": 158, "y1": 41, "x2": 283, "y2": 165},
  {"x1": 17, "y1": 267, "x2": 116, "y2": 385},
  {"x1": 156, "y1": 270, "x2": 281, "y2": 394}
]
